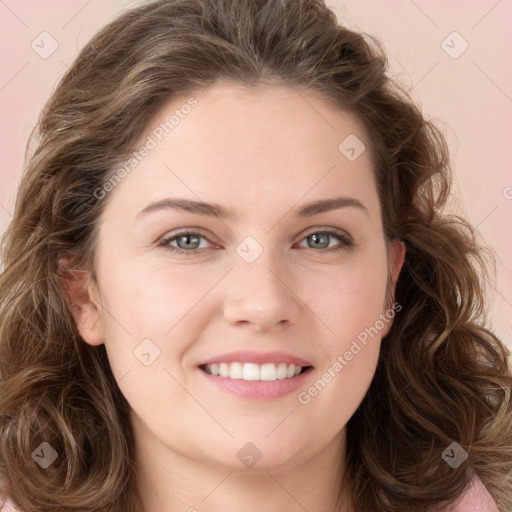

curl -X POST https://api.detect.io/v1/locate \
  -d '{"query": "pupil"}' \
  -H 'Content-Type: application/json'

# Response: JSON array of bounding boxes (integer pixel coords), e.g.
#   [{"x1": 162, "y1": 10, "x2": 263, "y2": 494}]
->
[
  {"x1": 310, "y1": 233, "x2": 327, "y2": 248},
  {"x1": 181, "y1": 234, "x2": 198, "y2": 249}
]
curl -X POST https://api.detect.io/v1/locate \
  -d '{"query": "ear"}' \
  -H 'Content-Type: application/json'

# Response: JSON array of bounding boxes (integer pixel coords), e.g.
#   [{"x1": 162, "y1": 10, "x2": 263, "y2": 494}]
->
[
  {"x1": 388, "y1": 238, "x2": 406, "y2": 300},
  {"x1": 58, "y1": 256, "x2": 104, "y2": 346},
  {"x1": 380, "y1": 239, "x2": 406, "y2": 337}
]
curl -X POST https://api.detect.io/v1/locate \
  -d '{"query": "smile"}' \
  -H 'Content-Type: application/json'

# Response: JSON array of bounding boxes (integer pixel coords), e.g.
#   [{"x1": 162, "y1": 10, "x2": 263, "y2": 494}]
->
[{"x1": 202, "y1": 362, "x2": 309, "y2": 381}]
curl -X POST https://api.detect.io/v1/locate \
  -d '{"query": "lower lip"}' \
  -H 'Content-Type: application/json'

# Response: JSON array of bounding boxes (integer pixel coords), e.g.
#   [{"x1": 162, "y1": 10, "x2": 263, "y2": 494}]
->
[{"x1": 199, "y1": 367, "x2": 313, "y2": 400}]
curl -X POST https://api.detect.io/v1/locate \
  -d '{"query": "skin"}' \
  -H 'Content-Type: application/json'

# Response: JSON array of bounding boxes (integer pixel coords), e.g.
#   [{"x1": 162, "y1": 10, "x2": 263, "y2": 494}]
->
[{"x1": 61, "y1": 79, "x2": 405, "y2": 512}]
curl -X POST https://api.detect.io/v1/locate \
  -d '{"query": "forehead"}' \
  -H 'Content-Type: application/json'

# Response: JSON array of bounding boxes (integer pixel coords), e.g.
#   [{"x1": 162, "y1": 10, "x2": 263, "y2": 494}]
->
[
  {"x1": 103, "y1": 80, "x2": 379, "y2": 219},
  {"x1": 147, "y1": 80, "x2": 369, "y2": 155}
]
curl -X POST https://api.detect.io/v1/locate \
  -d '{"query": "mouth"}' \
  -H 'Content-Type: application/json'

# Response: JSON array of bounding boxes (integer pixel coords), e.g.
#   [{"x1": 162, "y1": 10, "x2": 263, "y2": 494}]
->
[
  {"x1": 200, "y1": 361, "x2": 313, "y2": 381},
  {"x1": 196, "y1": 350, "x2": 314, "y2": 399}
]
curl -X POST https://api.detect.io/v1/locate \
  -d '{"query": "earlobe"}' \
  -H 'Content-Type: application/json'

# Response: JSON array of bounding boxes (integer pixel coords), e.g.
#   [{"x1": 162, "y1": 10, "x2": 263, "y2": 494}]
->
[{"x1": 57, "y1": 257, "x2": 105, "y2": 346}]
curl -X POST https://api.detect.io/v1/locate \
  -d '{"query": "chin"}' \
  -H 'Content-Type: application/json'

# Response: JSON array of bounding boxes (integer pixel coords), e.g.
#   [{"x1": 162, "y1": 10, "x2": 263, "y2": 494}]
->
[{"x1": 212, "y1": 433, "x2": 317, "y2": 473}]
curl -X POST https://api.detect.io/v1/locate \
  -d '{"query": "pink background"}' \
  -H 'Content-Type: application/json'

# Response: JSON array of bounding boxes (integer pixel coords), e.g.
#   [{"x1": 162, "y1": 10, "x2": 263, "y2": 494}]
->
[{"x1": 1, "y1": 1, "x2": 511, "y2": 352}]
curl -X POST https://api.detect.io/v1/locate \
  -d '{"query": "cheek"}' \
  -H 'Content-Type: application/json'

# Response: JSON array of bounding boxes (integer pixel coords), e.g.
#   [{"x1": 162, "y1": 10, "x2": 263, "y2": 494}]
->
[
  {"x1": 314, "y1": 341, "x2": 380, "y2": 422},
  {"x1": 101, "y1": 262, "x2": 204, "y2": 338},
  {"x1": 99, "y1": 263, "x2": 218, "y2": 384},
  {"x1": 300, "y1": 249, "x2": 388, "y2": 419},
  {"x1": 99, "y1": 272, "x2": 191, "y2": 423},
  {"x1": 305, "y1": 253, "x2": 389, "y2": 344}
]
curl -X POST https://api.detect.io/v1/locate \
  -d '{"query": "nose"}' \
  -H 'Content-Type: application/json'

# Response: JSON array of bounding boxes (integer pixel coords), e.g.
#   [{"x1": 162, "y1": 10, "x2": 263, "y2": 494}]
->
[{"x1": 222, "y1": 255, "x2": 302, "y2": 333}]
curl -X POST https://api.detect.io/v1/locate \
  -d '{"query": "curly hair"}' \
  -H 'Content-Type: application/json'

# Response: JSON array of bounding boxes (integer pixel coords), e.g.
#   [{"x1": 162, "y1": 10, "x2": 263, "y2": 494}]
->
[{"x1": 1, "y1": 0, "x2": 511, "y2": 511}]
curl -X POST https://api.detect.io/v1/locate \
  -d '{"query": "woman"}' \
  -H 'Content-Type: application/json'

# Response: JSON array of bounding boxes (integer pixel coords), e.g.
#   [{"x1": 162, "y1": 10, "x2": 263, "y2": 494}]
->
[{"x1": 1, "y1": 0, "x2": 510, "y2": 511}]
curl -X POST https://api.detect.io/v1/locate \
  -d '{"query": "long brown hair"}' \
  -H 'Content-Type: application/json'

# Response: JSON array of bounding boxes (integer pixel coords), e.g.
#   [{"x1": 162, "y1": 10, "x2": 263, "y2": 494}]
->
[{"x1": 1, "y1": 1, "x2": 511, "y2": 511}]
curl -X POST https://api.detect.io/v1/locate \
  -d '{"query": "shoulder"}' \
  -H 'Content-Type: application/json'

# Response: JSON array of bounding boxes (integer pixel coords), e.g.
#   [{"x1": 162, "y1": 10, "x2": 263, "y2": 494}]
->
[{"x1": 440, "y1": 474, "x2": 500, "y2": 512}]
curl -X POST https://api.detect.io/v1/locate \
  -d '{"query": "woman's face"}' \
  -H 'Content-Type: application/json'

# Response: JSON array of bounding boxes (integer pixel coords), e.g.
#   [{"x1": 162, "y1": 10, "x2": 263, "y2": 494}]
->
[{"x1": 69, "y1": 80, "x2": 405, "y2": 472}]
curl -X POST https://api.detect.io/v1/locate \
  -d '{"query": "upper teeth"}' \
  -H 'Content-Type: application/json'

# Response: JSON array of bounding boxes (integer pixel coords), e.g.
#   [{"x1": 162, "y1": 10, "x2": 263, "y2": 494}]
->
[{"x1": 204, "y1": 362, "x2": 303, "y2": 381}]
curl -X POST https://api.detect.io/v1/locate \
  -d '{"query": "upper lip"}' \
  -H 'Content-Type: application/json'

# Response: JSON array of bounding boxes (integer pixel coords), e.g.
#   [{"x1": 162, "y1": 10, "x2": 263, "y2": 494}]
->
[{"x1": 198, "y1": 350, "x2": 313, "y2": 367}]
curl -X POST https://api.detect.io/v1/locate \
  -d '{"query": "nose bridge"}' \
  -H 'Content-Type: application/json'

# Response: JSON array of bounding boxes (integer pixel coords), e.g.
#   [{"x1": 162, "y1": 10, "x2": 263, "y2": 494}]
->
[{"x1": 221, "y1": 236, "x2": 302, "y2": 330}]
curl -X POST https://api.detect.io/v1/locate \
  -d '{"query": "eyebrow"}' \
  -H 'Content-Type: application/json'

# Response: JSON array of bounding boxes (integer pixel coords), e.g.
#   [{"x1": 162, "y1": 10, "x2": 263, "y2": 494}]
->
[{"x1": 137, "y1": 195, "x2": 369, "y2": 220}]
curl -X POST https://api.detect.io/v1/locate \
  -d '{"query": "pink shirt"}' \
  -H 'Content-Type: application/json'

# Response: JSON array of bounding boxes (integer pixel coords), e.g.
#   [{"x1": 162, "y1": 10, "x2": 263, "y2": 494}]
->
[{"x1": 0, "y1": 475, "x2": 500, "y2": 512}]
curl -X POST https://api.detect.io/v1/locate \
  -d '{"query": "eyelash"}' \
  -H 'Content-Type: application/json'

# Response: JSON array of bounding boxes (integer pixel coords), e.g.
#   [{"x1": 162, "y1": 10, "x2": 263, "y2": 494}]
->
[{"x1": 158, "y1": 228, "x2": 354, "y2": 256}]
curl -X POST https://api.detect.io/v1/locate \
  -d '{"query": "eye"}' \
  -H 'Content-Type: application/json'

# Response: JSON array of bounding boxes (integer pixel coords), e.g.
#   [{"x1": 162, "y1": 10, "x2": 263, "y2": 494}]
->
[
  {"x1": 159, "y1": 230, "x2": 214, "y2": 256},
  {"x1": 158, "y1": 228, "x2": 354, "y2": 256},
  {"x1": 297, "y1": 229, "x2": 354, "y2": 252}
]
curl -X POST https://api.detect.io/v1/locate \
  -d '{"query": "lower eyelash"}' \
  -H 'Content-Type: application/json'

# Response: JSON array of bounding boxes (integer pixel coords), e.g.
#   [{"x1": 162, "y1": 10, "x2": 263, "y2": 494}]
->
[{"x1": 160, "y1": 230, "x2": 353, "y2": 255}]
